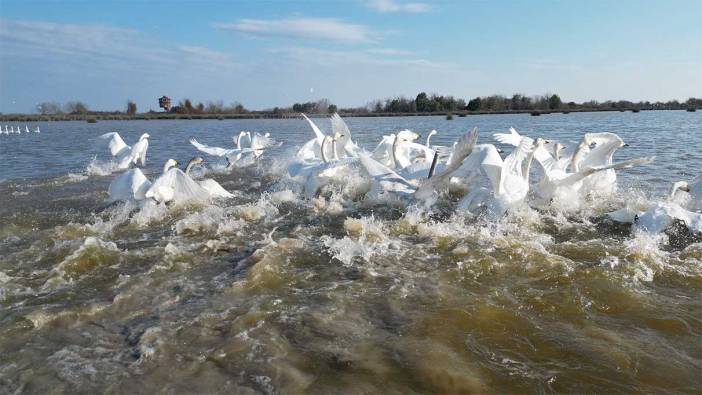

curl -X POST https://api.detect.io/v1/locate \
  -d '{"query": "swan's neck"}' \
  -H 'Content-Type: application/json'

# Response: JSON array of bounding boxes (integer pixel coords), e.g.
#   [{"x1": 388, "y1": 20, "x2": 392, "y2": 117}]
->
[
  {"x1": 427, "y1": 152, "x2": 439, "y2": 179},
  {"x1": 426, "y1": 132, "x2": 435, "y2": 147},
  {"x1": 320, "y1": 138, "x2": 329, "y2": 163},
  {"x1": 391, "y1": 135, "x2": 400, "y2": 168},
  {"x1": 523, "y1": 149, "x2": 536, "y2": 183},
  {"x1": 185, "y1": 161, "x2": 198, "y2": 176},
  {"x1": 163, "y1": 163, "x2": 175, "y2": 173},
  {"x1": 571, "y1": 141, "x2": 588, "y2": 172},
  {"x1": 332, "y1": 140, "x2": 339, "y2": 161}
]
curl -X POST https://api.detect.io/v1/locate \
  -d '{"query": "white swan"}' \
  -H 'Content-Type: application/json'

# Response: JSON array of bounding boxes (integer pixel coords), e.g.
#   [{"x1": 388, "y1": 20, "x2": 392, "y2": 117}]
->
[
  {"x1": 454, "y1": 129, "x2": 536, "y2": 217},
  {"x1": 144, "y1": 158, "x2": 210, "y2": 204},
  {"x1": 296, "y1": 113, "x2": 357, "y2": 161},
  {"x1": 183, "y1": 156, "x2": 235, "y2": 199},
  {"x1": 107, "y1": 165, "x2": 163, "y2": 203},
  {"x1": 569, "y1": 132, "x2": 630, "y2": 195},
  {"x1": 24, "y1": 126, "x2": 30, "y2": 134},
  {"x1": 290, "y1": 132, "x2": 356, "y2": 197},
  {"x1": 100, "y1": 132, "x2": 150, "y2": 169},
  {"x1": 359, "y1": 128, "x2": 478, "y2": 206},
  {"x1": 669, "y1": 176, "x2": 701, "y2": 212},
  {"x1": 190, "y1": 131, "x2": 277, "y2": 168},
  {"x1": 34, "y1": 126, "x2": 40, "y2": 133}
]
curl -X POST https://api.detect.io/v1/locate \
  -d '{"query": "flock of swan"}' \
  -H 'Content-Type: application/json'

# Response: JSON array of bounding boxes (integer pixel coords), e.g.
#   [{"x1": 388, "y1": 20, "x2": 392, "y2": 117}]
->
[
  {"x1": 1, "y1": 125, "x2": 40, "y2": 135},
  {"x1": 99, "y1": 113, "x2": 702, "y2": 238}
]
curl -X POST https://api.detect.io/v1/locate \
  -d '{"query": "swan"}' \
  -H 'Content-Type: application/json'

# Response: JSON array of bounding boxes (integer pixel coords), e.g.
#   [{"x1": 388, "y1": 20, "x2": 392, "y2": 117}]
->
[
  {"x1": 358, "y1": 128, "x2": 478, "y2": 206},
  {"x1": 669, "y1": 176, "x2": 701, "y2": 212},
  {"x1": 34, "y1": 126, "x2": 40, "y2": 133},
  {"x1": 190, "y1": 131, "x2": 277, "y2": 168},
  {"x1": 183, "y1": 156, "x2": 235, "y2": 199},
  {"x1": 107, "y1": 165, "x2": 160, "y2": 203},
  {"x1": 568, "y1": 132, "x2": 631, "y2": 195},
  {"x1": 454, "y1": 129, "x2": 536, "y2": 217},
  {"x1": 24, "y1": 126, "x2": 29, "y2": 134},
  {"x1": 144, "y1": 158, "x2": 210, "y2": 204},
  {"x1": 494, "y1": 128, "x2": 654, "y2": 207},
  {"x1": 296, "y1": 113, "x2": 357, "y2": 161},
  {"x1": 371, "y1": 130, "x2": 433, "y2": 170},
  {"x1": 100, "y1": 132, "x2": 150, "y2": 169},
  {"x1": 290, "y1": 132, "x2": 357, "y2": 197}
]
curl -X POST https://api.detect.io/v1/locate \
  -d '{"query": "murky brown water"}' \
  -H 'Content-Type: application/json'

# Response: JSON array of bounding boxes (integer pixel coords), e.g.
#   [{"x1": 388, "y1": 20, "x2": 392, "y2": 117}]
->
[{"x1": 1, "y1": 112, "x2": 701, "y2": 394}]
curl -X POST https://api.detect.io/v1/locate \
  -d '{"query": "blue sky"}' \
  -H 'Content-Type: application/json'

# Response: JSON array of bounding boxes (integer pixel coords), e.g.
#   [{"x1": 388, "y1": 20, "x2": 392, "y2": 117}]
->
[{"x1": 0, "y1": 0, "x2": 700, "y2": 113}]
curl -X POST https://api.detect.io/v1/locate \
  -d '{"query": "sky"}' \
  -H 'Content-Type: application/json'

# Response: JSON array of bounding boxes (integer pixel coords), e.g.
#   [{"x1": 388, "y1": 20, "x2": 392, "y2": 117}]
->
[{"x1": 0, "y1": 0, "x2": 700, "y2": 113}]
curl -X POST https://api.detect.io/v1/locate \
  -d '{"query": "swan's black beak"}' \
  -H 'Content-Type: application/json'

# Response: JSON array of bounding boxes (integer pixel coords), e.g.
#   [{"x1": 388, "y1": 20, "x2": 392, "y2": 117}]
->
[
  {"x1": 623, "y1": 143, "x2": 630, "y2": 147},
  {"x1": 497, "y1": 148, "x2": 505, "y2": 154}
]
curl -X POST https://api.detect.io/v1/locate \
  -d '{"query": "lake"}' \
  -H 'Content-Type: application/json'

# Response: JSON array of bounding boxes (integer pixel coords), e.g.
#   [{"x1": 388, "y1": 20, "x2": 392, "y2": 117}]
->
[{"x1": 0, "y1": 111, "x2": 700, "y2": 393}]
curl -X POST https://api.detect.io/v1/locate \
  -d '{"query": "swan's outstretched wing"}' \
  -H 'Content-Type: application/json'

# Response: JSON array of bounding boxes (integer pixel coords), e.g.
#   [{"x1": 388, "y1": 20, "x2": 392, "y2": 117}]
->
[
  {"x1": 416, "y1": 128, "x2": 478, "y2": 197},
  {"x1": 131, "y1": 139, "x2": 149, "y2": 166},
  {"x1": 145, "y1": 168, "x2": 210, "y2": 204},
  {"x1": 493, "y1": 127, "x2": 523, "y2": 147},
  {"x1": 198, "y1": 179, "x2": 234, "y2": 199},
  {"x1": 190, "y1": 138, "x2": 237, "y2": 157},
  {"x1": 501, "y1": 134, "x2": 533, "y2": 182},
  {"x1": 330, "y1": 113, "x2": 353, "y2": 155},
  {"x1": 250, "y1": 133, "x2": 279, "y2": 152},
  {"x1": 580, "y1": 132, "x2": 624, "y2": 168},
  {"x1": 358, "y1": 153, "x2": 416, "y2": 196},
  {"x1": 533, "y1": 145, "x2": 559, "y2": 174},
  {"x1": 107, "y1": 168, "x2": 151, "y2": 202},
  {"x1": 100, "y1": 132, "x2": 130, "y2": 157},
  {"x1": 557, "y1": 157, "x2": 654, "y2": 188},
  {"x1": 301, "y1": 113, "x2": 326, "y2": 141}
]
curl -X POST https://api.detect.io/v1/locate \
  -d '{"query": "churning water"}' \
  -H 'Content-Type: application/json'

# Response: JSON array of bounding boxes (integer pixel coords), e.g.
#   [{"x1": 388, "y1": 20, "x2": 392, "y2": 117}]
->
[{"x1": 0, "y1": 111, "x2": 700, "y2": 393}]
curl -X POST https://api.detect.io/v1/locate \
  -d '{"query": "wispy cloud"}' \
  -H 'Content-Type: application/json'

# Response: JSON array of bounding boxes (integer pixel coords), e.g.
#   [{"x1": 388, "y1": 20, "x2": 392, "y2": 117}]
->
[
  {"x1": 366, "y1": 0, "x2": 430, "y2": 13},
  {"x1": 366, "y1": 48, "x2": 415, "y2": 56},
  {"x1": 0, "y1": 18, "x2": 239, "y2": 73},
  {"x1": 213, "y1": 17, "x2": 375, "y2": 43},
  {"x1": 268, "y1": 46, "x2": 452, "y2": 70}
]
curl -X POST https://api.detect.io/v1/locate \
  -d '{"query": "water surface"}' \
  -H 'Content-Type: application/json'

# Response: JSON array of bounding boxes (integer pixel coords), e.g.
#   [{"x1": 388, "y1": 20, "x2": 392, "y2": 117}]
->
[{"x1": 0, "y1": 111, "x2": 700, "y2": 394}]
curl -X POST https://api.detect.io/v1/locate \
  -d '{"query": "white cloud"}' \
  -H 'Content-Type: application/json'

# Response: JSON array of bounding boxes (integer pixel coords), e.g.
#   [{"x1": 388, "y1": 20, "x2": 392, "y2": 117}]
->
[
  {"x1": 366, "y1": 48, "x2": 415, "y2": 56},
  {"x1": 366, "y1": 0, "x2": 430, "y2": 13},
  {"x1": 267, "y1": 46, "x2": 452, "y2": 70},
  {"x1": 213, "y1": 17, "x2": 374, "y2": 43}
]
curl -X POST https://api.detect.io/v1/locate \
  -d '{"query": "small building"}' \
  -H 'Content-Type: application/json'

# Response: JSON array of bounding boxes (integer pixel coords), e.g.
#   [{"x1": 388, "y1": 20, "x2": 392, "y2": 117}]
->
[{"x1": 158, "y1": 96, "x2": 171, "y2": 112}]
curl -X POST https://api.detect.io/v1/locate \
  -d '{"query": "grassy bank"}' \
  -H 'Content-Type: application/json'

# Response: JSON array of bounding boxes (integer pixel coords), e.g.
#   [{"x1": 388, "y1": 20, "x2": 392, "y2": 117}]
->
[{"x1": 0, "y1": 107, "x2": 696, "y2": 122}]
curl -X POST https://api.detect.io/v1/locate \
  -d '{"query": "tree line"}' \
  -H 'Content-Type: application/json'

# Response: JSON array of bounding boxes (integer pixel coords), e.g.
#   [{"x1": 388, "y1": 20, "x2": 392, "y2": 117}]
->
[{"x1": 31, "y1": 94, "x2": 702, "y2": 117}]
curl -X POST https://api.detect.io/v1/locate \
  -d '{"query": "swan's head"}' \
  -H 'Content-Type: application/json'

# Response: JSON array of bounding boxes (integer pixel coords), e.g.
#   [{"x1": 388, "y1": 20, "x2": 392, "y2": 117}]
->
[
  {"x1": 140, "y1": 133, "x2": 150, "y2": 141},
  {"x1": 671, "y1": 181, "x2": 691, "y2": 194},
  {"x1": 264, "y1": 132, "x2": 270, "y2": 138},
  {"x1": 188, "y1": 156, "x2": 205, "y2": 166},
  {"x1": 428, "y1": 130, "x2": 437, "y2": 137},
  {"x1": 333, "y1": 132, "x2": 345, "y2": 141},
  {"x1": 163, "y1": 158, "x2": 179, "y2": 172}
]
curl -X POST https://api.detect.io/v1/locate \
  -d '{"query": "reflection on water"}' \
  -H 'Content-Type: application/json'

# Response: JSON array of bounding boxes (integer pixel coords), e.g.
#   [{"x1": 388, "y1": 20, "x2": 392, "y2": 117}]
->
[{"x1": 0, "y1": 111, "x2": 700, "y2": 393}]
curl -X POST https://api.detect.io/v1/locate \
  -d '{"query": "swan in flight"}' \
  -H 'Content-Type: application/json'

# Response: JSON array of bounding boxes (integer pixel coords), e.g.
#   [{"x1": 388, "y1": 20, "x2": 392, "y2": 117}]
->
[
  {"x1": 296, "y1": 113, "x2": 358, "y2": 161},
  {"x1": 107, "y1": 166, "x2": 159, "y2": 203},
  {"x1": 494, "y1": 128, "x2": 654, "y2": 207},
  {"x1": 100, "y1": 132, "x2": 150, "y2": 169},
  {"x1": 453, "y1": 129, "x2": 536, "y2": 217},
  {"x1": 358, "y1": 128, "x2": 478, "y2": 206},
  {"x1": 145, "y1": 158, "x2": 212, "y2": 204},
  {"x1": 566, "y1": 132, "x2": 632, "y2": 195},
  {"x1": 190, "y1": 131, "x2": 278, "y2": 168},
  {"x1": 183, "y1": 156, "x2": 235, "y2": 199}
]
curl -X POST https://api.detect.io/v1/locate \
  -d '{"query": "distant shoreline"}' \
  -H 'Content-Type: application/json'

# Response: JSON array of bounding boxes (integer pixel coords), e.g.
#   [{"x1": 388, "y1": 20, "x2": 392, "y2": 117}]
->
[{"x1": 0, "y1": 107, "x2": 696, "y2": 122}]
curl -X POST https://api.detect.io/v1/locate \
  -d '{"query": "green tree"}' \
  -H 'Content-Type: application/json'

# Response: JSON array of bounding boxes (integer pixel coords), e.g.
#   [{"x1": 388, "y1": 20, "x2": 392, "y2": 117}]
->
[
  {"x1": 415, "y1": 92, "x2": 430, "y2": 112},
  {"x1": 467, "y1": 97, "x2": 481, "y2": 111},
  {"x1": 328, "y1": 104, "x2": 338, "y2": 114},
  {"x1": 548, "y1": 94, "x2": 562, "y2": 110}
]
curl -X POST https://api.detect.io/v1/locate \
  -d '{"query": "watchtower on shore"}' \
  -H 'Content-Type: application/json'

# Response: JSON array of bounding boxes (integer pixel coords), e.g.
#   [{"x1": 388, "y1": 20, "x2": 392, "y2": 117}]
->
[{"x1": 158, "y1": 96, "x2": 171, "y2": 112}]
